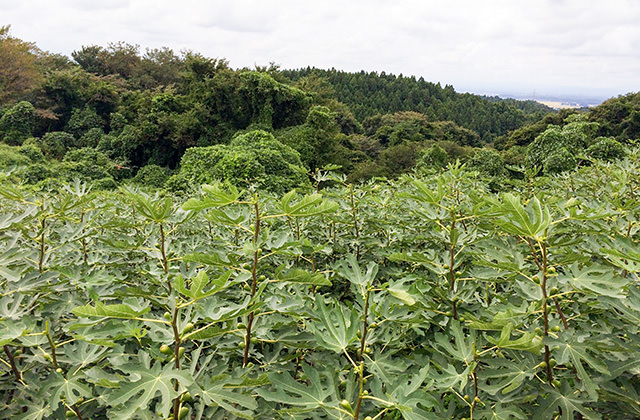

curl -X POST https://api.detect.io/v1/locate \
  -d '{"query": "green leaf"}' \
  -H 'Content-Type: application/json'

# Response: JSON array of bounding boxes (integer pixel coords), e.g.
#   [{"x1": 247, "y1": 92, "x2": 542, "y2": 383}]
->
[
  {"x1": 388, "y1": 251, "x2": 436, "y2": 266},
  {"x1": 58, "y1": 340, "x2": 109, "y2": 368},
  {"x1": 106, "y1": 352, "x2": 193, "y2": 419},
  {"x1": 408, "y1": 179, "x2": 446, "y2": 204},
  {"x1": 489, "y1": 193, "x2": 551, "y2": 240},
  {"x1": 560, "y1": 262, "x2": 630, "y2": 298},
  {"x1": 600, "y1": 236, "x2": 640, "y2": 273},
  {"x1": 183, "y1": 325, "x2": 234, "y2": 341},
  {"x1": 199, "y1": 380, "x2": 257, "y2": 419},
  {"x1": 432, "y1": 362, "x2": 474, "y2": 393},
  {"x1": 279, "y1": 190, "x2": 338, "y2": 217},
  {"x1": 182, "y1": 183, "x2": 241, "y2": 211},
  {"x1": 534, "y1": 383, "x2": 601, "y2": 420},
  {"x1": 175, "y1": 270, "x2": 232, "y2": 300},
  {"x1": 0, "y1": 241, "x2": 29, "y2": 283},
  {"x1": 487, "y1": 323, "x2": 543, "y2": 354},
  {"x1": 256, "y1": 365, "x2": 336, "y2": 412},
  {"x1": 388, "y1": 280, "x2": 417, "y2": 306},
  {"x1": 467, "y1": 308, "x2": 526, "y2": 331},
  {"x1": 224, "y1": 373, "x2": 270, "y2": 389},
  {"x1": 275, "y1": 266, "x2": 331, "y2": 286},
  {"x1": 308, "y1": 295, "x2": 360, "y2": 353},
  {"x1": 44, "y1": 370, "x2": 92, "y2": 407},
  {"x1": 475, "y1": 404, "x2": 527, "y2": 420},
  {"x1": 122, "y1": 188, "x2": 173, "y2": 222},
  {"x1": 481, "y1": 358, "x2": 533, "y2": 396},
  {"x1": 600, "y1": 285, "x2": 640, "y2": 326},
  {"x1": 198, "y1": 295, "x2": 259, "y2": 325},
  {"x1": 434, "y1": 321, "x2": 475, "y2": 363},
  {"x1": 334, "y1": 254, "x2": 378, "y2": 289},
  {"x1": 548, "y1": 332, "x2": 609, "y2": 400},
  {"x1": 84, "y1": 366, "x2": 123, "y2": 388},
  {"x1": 183, "y1": 251, "x2": 236, "y2": 267},
  {"x1": 205, "y1": 207, "x2": 249, "y2": 225},
  {"x1": 15, "y1": 402, "x2": 51, "y2": 420},
  {"x1": 369, "y1": 360, "x2": 439, "y2": 420},
  {"x1": 367, "y1": 351, "x2": 410, "y2": 388},
  {"x1": 0, "y1": 266, "x2": 21, "y2": 283},
  {"x1": 0, "y1": 319, "x2": 27, "y2": 346},
  {"x1": 72, "y1": 301, "x2": 151, "y2": 319},
  {"x1": 598, "y1": 378, "x2": 640, "y2": 417}
]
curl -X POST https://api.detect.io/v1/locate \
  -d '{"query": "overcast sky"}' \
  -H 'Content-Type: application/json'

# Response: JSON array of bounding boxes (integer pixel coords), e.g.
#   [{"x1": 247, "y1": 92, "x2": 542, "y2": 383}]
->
[{"x1": 3, "y1": 0, "x2": 639, "y2": 101}]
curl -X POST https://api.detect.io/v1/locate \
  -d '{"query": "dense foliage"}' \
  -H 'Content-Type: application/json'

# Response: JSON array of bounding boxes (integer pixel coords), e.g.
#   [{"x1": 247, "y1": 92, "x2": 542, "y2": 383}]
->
[
  {"x1": 3, "y1": 25, "x2": 640, "y2": 191},
  {"x1": 2, "y1": 18, "x2": 640, "y2": 420},
  {"x1": 0, "y1": 25, "x2": 565, "y2": 188},
  {"x1": 167, "y1": 130, "x2": 310, "y2": 194},
  {"x1": 281, "y1": 68, "x2": 551, "y2": 141},
  {"x1": 0, "y1": 151, "x2": 639, "y2": 419}
]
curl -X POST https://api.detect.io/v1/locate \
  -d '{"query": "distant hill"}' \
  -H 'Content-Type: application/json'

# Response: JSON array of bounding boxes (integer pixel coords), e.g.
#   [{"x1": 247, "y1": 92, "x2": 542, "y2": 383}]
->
[
  {"x1": 281, "y1": 67, "x2": 554, "y2": 141},
  {"x1": 495, "y1": 93, "x2": 607, "y2": 109}
]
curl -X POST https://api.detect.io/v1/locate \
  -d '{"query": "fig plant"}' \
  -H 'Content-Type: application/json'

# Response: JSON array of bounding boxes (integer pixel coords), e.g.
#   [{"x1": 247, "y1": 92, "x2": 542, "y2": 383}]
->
[{"x1": 0, "y1": 155, "x2": 638, "y2": 419}]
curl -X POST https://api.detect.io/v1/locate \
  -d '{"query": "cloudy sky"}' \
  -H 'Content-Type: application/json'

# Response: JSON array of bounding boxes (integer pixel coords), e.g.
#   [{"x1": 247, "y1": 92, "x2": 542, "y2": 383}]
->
[{"x1": 3, "y1": 0, "x2": 639, "y2": 101}]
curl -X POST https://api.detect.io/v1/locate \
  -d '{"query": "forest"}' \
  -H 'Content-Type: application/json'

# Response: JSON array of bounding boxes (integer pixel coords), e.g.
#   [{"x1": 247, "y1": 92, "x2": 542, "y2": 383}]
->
[{"x1": 1, "y1": 25, "x2": 640, "y2": 420}]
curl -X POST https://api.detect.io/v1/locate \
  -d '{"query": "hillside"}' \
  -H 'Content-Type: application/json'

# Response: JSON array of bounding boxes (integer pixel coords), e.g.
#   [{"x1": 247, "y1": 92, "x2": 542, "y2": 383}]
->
[
  {"x1": 281, "y1": 67, "x2": 553, "y2": 141},
  {"x1": 1, "y1": 25, "x2": 640, "y2": 420},
  {"x1": 0, "y1": 25, "x2": 637, "y2": 191}
]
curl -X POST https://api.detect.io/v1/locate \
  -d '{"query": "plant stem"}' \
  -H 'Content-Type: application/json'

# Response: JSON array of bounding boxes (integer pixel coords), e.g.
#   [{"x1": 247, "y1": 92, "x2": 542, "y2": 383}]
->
[
  {"x1": 353, "y1": 283, "x2": 371, "y2": 420},
  {"x1": 449, "y1": 217, "x2": 458, "y2": 320},
  {"x1": 45, "y1": 324, "x2": 59, "y2": 370},
  {"x1": 172, "y1": 305, "x2": 182, "y2": 420},
  {"x1": 72, "y1": 404, "x2": 84, "y2": 420},
  {"x1": 358, "y1": 289, "x2": 370, "y2": 363},
  {"x1": 3, "y1": 345, "x2": 21, "y2": 382},
  {"x1": 353, "y1": 361, "x2": 365, "y2": 420},
  {"x1": 471, "y1": 342, "x2": 479, "y2": 416},
  {"x1": 349, "y1": 184, "x2": 360, "y2": 260},
  {"x1": 38, "y1": 214, "x2": 46, "y2": 273},
  {"x1": 80, "y1": 209, "x2": 88, "y2": 264},
  {"x1": 244, "y1": 198, "x2": 260, "y2": 367},
  {"x1": 159, "y1": 223, "x2": 168, "y2": 275},
  {"x1": 553, "y1": 297, "x2": 569, "y2": 330},
  {"x1": 540, "y1": 243, "x2": 553, "y2": 385}
]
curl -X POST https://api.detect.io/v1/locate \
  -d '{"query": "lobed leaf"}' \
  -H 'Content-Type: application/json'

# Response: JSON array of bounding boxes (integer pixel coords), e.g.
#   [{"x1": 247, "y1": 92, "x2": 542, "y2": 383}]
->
[{"x1": 72, "y1": 301, "x2": 151, "y2": 319}]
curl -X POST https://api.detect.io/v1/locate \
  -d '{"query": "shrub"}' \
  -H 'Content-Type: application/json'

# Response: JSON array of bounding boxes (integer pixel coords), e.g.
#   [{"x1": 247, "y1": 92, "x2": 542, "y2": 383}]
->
[
  {"x1": 164, "y1": 172, "x2": 190, "y2": 194},
  {"x1": 97, "y1": 125, "x2": 138, "y2": 160},
  {"x1": 65, "y1": 106, "x2": 103, "y2": 139},
  {"x1": 0, "y1": 143, "x2": 30, "y2": 167},
  {"x1": 109, "y1": 112, "x2": 127, "y2": 135},
  {"x1": 586, "y1": 137, "x2": 627, "y2": 161},
  {"x1": 501, "y1": 145, "x2": 527, "y2": 167},
  {"x1": 527, "y1": 122, "x2": 591, "y2": 169},
  {"x1": 438, "y1": 141, "x2": 473, "y2": 162},
  {"x1": 18, "y1": 162, "x2": 55, "y2": 184},
  {"x1": 61, "y1": 148, "x2": 116, "y2": 181},
  {"x1": 468, "y1": 148, "x2": 507, "y2": 177},
  {"x1": 133, "y1": 164, "x2": 171, "y2": 188},
  {"x1": 40, "y1": 132, "x2": 75, "y2": 159},
  {"x1": 418, "y1": 144, "x2": 448, "y2": 170},
  {"x1": 347, "y1": 160, "x2": 388, "y2": 183},
  {"x1": 378, "y1": 142, "x2": 420, "y2": 176},
  {"x1": 173, "y1": 130, "x2": 309, "y2": 194},
  {"x1": 0, "y1": 101, "x2": 35, "y2": 145},
  {"x1": 526, "y1": 126, "x2": 563, "y2": 168},
  {"x1": 544, "y1": 147, "x2": 577, "y2": 175},
  {"x1": 18, "y1": 143, "x2": 45, "y2": 162},
  {"x1": 91, "y1": 177, "x2": 118, "y2": 190},
  {"x1": 80, "y1": 127, "x2": 105, "y2": 148}
]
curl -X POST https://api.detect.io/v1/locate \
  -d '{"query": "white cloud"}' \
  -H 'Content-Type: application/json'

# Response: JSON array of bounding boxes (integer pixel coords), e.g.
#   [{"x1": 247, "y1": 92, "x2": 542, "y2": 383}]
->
[{"x1": 3, "y1": 0, "x2": 639, "y2": 98}]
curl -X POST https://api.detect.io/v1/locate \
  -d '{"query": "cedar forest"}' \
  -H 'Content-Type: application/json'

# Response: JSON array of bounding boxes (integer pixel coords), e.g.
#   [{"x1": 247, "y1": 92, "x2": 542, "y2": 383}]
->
[{"x1": 1, "y1": 25, "x2": 640, "y2": 420}]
